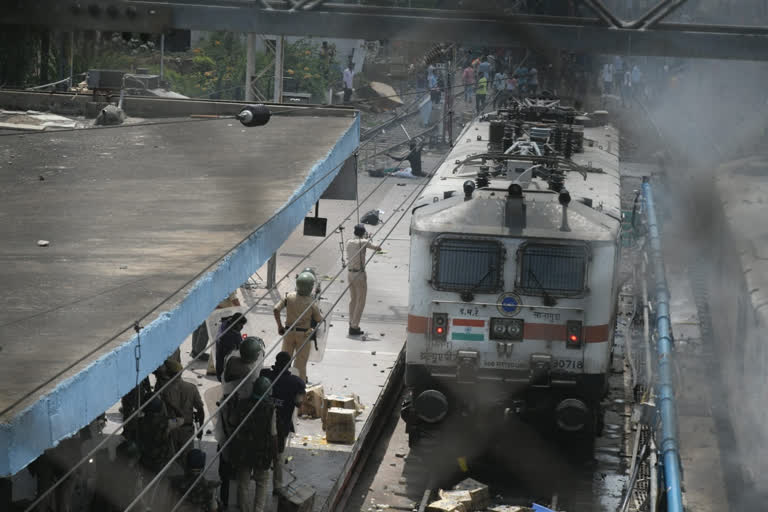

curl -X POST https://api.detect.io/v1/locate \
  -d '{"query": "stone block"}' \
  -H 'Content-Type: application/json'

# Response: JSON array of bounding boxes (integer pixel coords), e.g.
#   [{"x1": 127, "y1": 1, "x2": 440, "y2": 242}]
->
[
  {"x1": 277, "y1": 480, "x2": 315, "y2": 512},
  {"x1": 438, "y1": 490, "x2": 473, "y2": 511},
  {"x1": 321, "y1": 394, "x2": 359, "y2": 426},
  {"x1": 427, "y1": 499, "x2": 466, "y2": 512},
  {"x1": 300, "y1": 384, "x2": 324, "y2": 418},
  {"x1": 325, "y1": 407, "x2": 356, "y2": 444},
  {"x1": 439, "y1": 489, "x2": 477, "y2": 511},
  {"x1": 452, "y1": 478, "x2": 490, "y2": 510}
]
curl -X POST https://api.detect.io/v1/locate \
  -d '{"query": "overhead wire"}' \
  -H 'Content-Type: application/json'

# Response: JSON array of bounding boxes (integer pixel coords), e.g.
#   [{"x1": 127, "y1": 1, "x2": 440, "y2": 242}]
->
[
  {"x1": 150, "y1": 148, "x2": 445, "y2": 512},
  {"x1": 124, "y1": 166, "x2": 431, "y2": 512},
  {"x1": 18, "y1": 90, "x2": 452, "y2": 510},
  {"x1": 141, "y1": 82, "x2": 462, "y2": 512}
]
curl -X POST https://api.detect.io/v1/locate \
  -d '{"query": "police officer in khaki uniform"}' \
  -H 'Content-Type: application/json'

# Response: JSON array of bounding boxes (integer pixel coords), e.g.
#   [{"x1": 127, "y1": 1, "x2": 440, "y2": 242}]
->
[
  {"x1": 273, "y1": 272, "x2": 322, "y2": 382},
  {"x1": 345, "y1": 224, "x2": 381, "y2": 336}
]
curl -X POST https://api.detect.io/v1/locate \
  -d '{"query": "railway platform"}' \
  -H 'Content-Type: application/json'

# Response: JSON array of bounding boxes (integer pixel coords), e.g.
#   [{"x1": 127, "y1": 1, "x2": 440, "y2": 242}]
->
[{"x1": 114, "y1": 153, "x2": 447, "y2": 511}]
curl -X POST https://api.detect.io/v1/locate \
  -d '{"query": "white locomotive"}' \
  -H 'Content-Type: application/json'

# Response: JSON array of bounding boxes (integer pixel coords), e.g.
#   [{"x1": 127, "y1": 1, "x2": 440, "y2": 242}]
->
[{"x1": 402, "y1": 98, "x2": 622, "y2": 443}]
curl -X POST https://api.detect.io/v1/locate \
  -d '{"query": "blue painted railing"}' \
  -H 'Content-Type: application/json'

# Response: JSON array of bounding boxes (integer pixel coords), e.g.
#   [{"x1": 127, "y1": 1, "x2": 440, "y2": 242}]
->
[{"x1": 642, "y1": 178, "x2": 684, "y2": 512}]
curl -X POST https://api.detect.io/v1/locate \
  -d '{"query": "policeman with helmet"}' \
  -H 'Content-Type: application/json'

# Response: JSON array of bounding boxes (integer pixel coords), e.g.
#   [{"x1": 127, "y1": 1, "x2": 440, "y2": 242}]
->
[{"x1": 273, "y1": 272, "x2": 323, "y2": 382}]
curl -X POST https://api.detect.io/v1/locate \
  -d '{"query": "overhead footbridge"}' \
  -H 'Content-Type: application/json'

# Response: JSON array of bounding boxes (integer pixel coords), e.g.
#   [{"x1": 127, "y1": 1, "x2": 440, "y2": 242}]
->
[{"x1": 0, "y1": 98, "x2": 359, "y2": 476}]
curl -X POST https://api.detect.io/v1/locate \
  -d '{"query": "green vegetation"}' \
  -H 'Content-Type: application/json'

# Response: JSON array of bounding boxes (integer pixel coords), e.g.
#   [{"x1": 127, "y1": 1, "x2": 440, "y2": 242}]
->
[{"x1": 0, "y1": 30, "x2": 339, "y2": 103}]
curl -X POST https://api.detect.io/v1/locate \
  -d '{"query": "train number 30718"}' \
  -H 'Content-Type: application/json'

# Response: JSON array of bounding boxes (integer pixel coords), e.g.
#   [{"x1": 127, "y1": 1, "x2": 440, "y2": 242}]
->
[{"x1": 552, "y1": 359, "x2": 584, "y2": 370}]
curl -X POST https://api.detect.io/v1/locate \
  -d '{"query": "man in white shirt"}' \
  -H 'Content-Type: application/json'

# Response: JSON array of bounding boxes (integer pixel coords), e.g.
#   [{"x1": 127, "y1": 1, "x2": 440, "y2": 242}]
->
[
  {"x1": 345, "y1": 224, "x2": 381, "y2": 336},
  {"x1": 343, "y1": 62, "x2": 354, "y2": 103}
]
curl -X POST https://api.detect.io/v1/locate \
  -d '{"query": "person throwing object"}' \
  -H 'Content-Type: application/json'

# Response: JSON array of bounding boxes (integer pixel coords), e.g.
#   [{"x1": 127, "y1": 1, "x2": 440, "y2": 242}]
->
[{"x1": 345, "y1": 224, "x2": 381, "y2": 336}]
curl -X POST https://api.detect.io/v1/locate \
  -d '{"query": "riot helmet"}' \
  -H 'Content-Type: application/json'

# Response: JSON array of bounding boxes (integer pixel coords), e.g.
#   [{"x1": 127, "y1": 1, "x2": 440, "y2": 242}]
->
[
  {"x1": 164, "y1": 358, "x2": 183, "y2": 376},
  {"x1": 296, "y1": 271, "x2": 315, "y2": 296},
  {"x1": 240, "y1": 336, "x2": 264, "y2": 364},
  {"x1": 353, "y1": 223, "x2": 366, "y2": 237},
  {"x1": 252, "y1": 376, "x2": 273, "y2": 400}
]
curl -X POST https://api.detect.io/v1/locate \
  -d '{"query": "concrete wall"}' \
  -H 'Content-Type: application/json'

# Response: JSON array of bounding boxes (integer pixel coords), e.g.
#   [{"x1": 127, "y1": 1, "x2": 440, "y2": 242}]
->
[{"x1": 0, "y1": 114, "x2": 359, "y2": 477}]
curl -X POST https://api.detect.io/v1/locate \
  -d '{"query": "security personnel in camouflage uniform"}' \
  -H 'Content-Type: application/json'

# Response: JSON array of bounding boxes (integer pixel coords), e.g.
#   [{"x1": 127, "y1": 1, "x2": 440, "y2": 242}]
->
[
  {"x1": 217, "y1": 336, "x2": 264, "y2": 509},
  {"x1": 161, "y1": 359, "x2": 205, "y2": 456},
  {"x1": 168, "y1": 449, "x2": 219, "y2": 512},
  {"x1": 273, "y1": 272, "x2": 322, "y2": 382},
  {"x1": 230, "y1": 376, "x2": 277, "y2": 512},
  {"x1": 137, "y1": 396, "x2": 183, "y2": 474}
]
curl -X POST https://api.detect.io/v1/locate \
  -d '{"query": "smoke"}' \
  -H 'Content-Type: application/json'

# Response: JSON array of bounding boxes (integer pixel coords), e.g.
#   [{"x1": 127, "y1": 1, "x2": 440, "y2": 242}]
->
[{"x1": 624, "y1": 50, "x2": 768, "y2": 506}]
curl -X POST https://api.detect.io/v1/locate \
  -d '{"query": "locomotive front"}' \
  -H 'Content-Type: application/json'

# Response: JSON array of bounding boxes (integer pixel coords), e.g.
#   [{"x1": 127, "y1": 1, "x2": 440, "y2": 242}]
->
[{"x1": 402, "y1": 101, "x2": 621, "y2": 445}]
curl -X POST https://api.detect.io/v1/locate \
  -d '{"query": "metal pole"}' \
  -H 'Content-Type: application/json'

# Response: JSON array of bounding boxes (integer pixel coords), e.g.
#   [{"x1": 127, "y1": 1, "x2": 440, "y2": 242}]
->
[
  {"x1": 642, "y1": 177, "x2": 683, "y2": 512},
  {"x1": 267, "y1": 253, "x2": 277, "y2": 290},
  {"x1": 69, "y1": 32, "x2": 74, "y2": 89},
  {"x1": 273, "y1": 35, "x2": 284, "y2": 102},
  {"x1": 246, "y1": 33, "x2": 256, "y2": 102},
  {"x1": 160, "y1": 34, "x2": 165, "y2": 81}
]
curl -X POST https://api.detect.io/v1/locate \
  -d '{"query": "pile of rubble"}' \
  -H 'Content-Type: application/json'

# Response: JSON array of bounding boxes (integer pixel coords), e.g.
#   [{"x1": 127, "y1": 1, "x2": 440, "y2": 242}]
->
[
  {"x1": 427, "y1": 478, "x2": 556, "y2": 512},
  {"x1": 299, "y1": 384, "x2": 364, "y2": 444}
]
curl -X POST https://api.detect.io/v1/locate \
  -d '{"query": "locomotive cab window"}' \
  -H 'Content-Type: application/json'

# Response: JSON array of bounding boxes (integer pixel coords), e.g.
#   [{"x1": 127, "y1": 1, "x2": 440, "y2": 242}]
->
[
  {"x1": 432, "y1": 238, "x2": 504, "y2": 293},
  {"x1": 518, "y1": 243, "x2": 588, "y2": 297}
]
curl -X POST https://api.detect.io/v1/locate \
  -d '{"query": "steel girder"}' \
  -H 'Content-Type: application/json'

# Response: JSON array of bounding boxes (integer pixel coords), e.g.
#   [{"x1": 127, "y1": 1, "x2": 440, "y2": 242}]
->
[{"x1": 4, "y1": 1, "x2": 768, "y2": 61}]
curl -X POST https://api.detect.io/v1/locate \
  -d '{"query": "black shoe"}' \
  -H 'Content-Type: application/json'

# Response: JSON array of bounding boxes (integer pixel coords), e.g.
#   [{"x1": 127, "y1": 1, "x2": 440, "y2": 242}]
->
[{"x1": 349, "y1": 327, "x2": 364, "y2": 336}]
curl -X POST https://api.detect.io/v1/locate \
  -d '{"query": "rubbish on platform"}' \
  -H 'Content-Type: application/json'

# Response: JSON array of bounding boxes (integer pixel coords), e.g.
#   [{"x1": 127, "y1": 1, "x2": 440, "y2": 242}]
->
[
  {"x1": 392, "y1": 167, "x2": 419, "y2": 179},
  {"x1": 300, "y1": 383, "x2": 325, "y2": 418},
  {"x1": 426, "y1": 499, "x2": 466, "y2": 512},
  {"x1": 438, "y1": 490, "x2": 472, "y2": 510},
  {"x1": 361, "y1": 209, "x2": 385, "y2": 225},
  {"x1": 452, "y1": 478, "x2": 490, "y2": 510},
  {"x1": 324, "y1": 407, "x2": 356, "y2": 444},
  {"x1": 37, "y1": 240, "x2": 50, "y2": 247},
  {"x1": 532, "y1": 504, "x2": 555, "y2": 512},
  {"x1": 488, "y1": 507, "x2": 534, "y2": 512}
]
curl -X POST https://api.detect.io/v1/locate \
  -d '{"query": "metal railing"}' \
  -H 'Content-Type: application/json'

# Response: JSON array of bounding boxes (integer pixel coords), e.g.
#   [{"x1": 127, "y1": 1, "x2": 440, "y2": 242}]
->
[{"x1": 642, "y1": 177, "x2": 684, "y2": 512}]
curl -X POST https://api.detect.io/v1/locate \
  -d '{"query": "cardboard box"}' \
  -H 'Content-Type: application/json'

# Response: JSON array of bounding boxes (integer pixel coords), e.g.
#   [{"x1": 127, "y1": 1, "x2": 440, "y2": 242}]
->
[
  {"x1": 452, "y1": 478, "x2": 490, "y2": 510},
  {"x1": 299, "y1": 384, "x2": 324, "y2": 418},
  {"x1": 427, "y1": 499, "x2": 466, "y2": 512},
  {"x1": 325, "y1": 407, "x2": 356, "y2": 444}
]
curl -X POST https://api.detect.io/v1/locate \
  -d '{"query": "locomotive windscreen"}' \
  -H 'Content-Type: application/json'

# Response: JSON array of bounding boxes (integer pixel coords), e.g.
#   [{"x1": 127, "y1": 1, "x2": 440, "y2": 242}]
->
[
  {"x1": 432, "y1": 238, "x2": 504, "y2": 293},
  {"x1": 518, "y1": 243, "x2": 588, "y2": 296}
]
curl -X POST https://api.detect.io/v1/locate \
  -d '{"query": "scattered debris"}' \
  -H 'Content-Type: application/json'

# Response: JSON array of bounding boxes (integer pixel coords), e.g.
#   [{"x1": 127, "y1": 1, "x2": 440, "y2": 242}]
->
[
  {"x1": 452, "y1": 478, "x2": 490, "y2": 510},
  {"x1": 427, "y1": 499, "x2": 466, "y2": 512},
  {"x1": 37, "y1": 240, "x2": 49, "y2": 247}
]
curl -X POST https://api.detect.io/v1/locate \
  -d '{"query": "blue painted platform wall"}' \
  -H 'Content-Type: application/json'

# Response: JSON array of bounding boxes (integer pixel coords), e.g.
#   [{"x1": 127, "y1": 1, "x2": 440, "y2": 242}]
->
[{"x1": 0, "y1": 115, "x2": 360, "y2": 477}]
